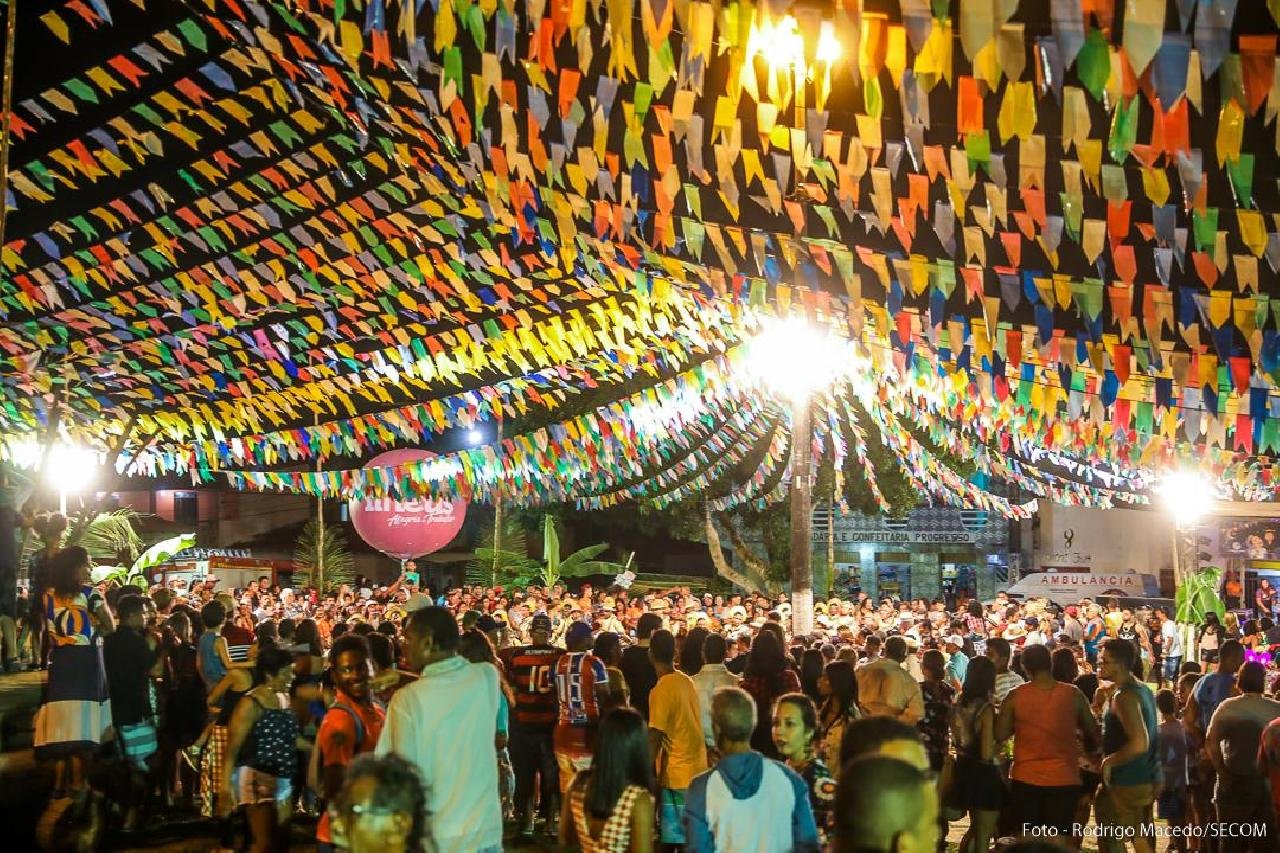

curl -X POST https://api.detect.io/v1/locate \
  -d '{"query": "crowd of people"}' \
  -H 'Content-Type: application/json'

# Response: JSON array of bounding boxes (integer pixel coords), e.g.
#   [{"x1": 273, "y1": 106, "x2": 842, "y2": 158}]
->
[{"x1": 12, "y1": 519, "x2": 1280, "y2": 852}]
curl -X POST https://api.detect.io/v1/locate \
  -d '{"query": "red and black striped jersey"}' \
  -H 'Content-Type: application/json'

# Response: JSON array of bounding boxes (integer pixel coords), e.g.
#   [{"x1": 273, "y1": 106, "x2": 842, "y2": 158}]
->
[{"x1": 499, "y1": 644, "x2": 564, "y2": 727}]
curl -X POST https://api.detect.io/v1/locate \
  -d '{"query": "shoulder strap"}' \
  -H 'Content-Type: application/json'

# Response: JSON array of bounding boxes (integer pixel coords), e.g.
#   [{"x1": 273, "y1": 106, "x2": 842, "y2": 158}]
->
[{"x1": 331, "y1": 702, "x2": 366, "y2": 748}]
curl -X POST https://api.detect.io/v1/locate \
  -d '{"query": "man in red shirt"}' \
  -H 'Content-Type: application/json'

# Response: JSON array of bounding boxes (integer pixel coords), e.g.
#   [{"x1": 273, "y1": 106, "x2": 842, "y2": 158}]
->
[
  {"x1": 553, "y1": 621, "x2": 608, "y2": 794},
  {"x1": 499, "y1": 613, "x2": 564, "y2": 839},
  {"x1": 315, "y1": 634, "x2": 385, "y2": 852}
]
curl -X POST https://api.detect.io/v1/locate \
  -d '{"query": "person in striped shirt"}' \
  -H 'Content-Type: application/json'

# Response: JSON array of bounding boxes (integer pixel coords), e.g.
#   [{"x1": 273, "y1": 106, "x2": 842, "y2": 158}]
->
[
  {"x1": 499, "y1": 613, "x2": 564, "y2": 839},
  {"x1": 553, "y1": 621, "x2": 609, "y2": 796}
]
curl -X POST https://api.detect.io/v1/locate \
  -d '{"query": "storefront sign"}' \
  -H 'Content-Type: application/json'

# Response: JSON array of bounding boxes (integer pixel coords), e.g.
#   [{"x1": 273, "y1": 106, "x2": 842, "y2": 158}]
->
[
  {"x1": 1005, "y1": 570, "x2": 1160, "y2": 603},
  {"x1": 813, "y1": 530, "x2": 977, "y2": 544}
]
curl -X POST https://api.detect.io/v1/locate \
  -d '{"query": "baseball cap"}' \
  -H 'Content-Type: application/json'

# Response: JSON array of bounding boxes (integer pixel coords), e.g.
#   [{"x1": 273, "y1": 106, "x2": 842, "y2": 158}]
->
[
  {"x1": 530, "y1": 613, "x2": 554, "y2": 632},
  {"x1": 945, "y1": 634, "x2": 965, "y2": 647},
  {"x1": 566, "y1": 621, "x2": 594, "y2": 645},
  {"x1": 475, "y1": 614, "x2": 501, "y2": 633}
]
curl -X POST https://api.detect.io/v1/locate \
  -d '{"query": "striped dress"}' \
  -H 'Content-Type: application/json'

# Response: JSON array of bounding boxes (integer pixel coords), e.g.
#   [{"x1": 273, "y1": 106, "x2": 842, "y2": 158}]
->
[{"x1": 33, "y1": 585, "x2": 112, "y2": 760}]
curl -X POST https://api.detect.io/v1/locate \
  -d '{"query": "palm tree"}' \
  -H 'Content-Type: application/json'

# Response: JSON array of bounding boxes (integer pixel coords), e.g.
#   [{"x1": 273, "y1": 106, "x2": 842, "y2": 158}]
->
[
  {"x1": 467, "y1": 516, "x2": 538, "y2": 586},
  {"x1": 23, "y1": 508, "x2": 145, "y2": 569},
  {"x1": 293, "y1": 518, "x2": 355, "y2": 592}
]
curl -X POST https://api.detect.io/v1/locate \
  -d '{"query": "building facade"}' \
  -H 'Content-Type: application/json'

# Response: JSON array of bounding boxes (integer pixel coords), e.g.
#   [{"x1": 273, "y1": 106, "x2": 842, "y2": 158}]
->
[{"x1": 812, "y1": 507, "x2": 1017, "y2": 603}]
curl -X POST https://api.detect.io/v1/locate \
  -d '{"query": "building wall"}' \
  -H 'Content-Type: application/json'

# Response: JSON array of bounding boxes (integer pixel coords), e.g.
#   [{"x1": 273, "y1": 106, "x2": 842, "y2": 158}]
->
[
  {"x1": 216, "y1": 492, "x2": 313, "y2": 546},
  {"x1": 1036, "y1": 504, "x2": 1171, "y2": 576}
]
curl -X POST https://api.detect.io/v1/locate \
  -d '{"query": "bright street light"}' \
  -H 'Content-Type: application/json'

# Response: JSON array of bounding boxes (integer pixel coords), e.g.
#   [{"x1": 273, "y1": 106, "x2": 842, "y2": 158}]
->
[
  {"x1": 743, "y1": 315, "x2": 855, "y2": 402},
  {"x1": 743, "y1": 315, "x2": 857, "y2": 639},
  {"x1": 464, "y1": 428, "x2": 484, "y2": 447},
  {"x1": 1157, "y1": 470, "x2": 1214, "y2": 526},
  {"x1": 4, "y1": 439, "x2": 101, "y2": 513}
]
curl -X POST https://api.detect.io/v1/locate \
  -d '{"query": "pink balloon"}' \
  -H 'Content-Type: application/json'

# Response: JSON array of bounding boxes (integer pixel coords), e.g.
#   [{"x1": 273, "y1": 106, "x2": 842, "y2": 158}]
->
[{"x1": 348, "y1": 450, "x2": 468, "y2": 559}]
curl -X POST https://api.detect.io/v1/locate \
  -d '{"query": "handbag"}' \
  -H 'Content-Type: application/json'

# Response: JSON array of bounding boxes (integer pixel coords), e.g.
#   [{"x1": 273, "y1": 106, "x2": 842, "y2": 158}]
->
[{"x1": 938, "y1": 752, "x2": 965, "y2": 821}]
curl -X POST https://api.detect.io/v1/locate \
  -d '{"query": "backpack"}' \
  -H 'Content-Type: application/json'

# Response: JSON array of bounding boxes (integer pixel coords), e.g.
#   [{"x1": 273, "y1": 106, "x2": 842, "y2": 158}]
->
[{"x1": 307, "y1": 703, "x2": 366, "y2": 795}]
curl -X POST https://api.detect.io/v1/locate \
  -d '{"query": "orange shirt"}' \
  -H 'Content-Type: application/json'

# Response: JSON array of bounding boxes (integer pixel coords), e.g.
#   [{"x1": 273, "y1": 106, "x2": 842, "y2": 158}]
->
[
  {"x1": 1006, "y1": 681, "x2": 1082, "y2": 787},
  {"x1": 316, "y1": 693, "x2": 386, "y2": 843},
  {"x1": 648, "y1": 670, "x2": 707, "y2": 790}
]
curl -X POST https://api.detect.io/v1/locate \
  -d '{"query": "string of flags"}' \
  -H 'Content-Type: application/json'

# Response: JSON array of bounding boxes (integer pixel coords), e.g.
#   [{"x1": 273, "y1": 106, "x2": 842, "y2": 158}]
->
[{"x1": 8, "y1": 0, "x2": 1280, "y2": 513}]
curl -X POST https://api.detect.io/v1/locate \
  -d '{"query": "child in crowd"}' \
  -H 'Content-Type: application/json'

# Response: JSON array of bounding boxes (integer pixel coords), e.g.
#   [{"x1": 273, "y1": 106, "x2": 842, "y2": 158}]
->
[{"x1": 1155, "y1": 688, "x2": 1191, "y2": 851}]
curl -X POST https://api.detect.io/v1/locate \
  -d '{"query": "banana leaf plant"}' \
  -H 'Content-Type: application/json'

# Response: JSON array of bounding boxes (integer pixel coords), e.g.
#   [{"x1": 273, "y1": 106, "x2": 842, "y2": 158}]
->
[
  {"x1": 92, "y1": 533, "x2": 197, "y2": 588},
  {"x1": 1175, "y1": 565, "x2": 1226, "y2": 662},
  {"x1": 540, "y1": 514, "x2": 631, "y2": 589}
]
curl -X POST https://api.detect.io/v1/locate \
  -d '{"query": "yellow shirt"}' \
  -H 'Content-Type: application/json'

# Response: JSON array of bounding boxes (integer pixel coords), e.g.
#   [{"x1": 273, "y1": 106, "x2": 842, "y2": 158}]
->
[
  {"x1": 649, "y1": 670, "x2": 707, "y2": 790},
  {"x1": 1104, "y1": 610, "x2": 1124, "y2": 637}
]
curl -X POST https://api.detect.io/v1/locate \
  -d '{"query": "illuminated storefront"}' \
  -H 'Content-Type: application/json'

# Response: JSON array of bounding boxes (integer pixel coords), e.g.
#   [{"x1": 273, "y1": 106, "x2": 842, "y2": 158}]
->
[{"x1": 814, "y1": 507, "x2": 1016, "y2": 603}]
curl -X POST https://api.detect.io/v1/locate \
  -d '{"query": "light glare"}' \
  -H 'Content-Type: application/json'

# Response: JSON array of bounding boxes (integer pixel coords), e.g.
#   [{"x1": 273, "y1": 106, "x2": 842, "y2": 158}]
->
[
  {"x1": 816, "y1": 21, "x2": 842, "y2": 63},
  {"x1": 744, "y1": 316, "x2": 854, "y2": 401},
  {"x1": 1157, "y1": 470, "x2": 1213, "y2": 525},
  {"x1": 5, "y1": 440, "x2": 100, "y2": 493}
]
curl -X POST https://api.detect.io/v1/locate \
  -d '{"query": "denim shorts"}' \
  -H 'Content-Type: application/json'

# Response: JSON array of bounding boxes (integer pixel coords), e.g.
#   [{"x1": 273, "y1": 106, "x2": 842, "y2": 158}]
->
[{"x1": 1162, "y1": 655, "x2": 1182, "y2": 680}]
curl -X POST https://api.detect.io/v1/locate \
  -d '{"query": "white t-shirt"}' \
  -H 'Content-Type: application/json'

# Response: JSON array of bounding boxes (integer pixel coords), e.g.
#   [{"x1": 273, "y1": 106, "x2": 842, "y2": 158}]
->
[{"x1": 1161, "y1": 619, "x2": 1183, "y2": 658}]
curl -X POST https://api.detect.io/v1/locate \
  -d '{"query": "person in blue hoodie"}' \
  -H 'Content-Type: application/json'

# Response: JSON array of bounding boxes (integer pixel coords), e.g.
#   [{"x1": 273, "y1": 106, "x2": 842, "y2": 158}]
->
[{"x1": 683, "y1": 686, "x2": 819, "y2": 853}]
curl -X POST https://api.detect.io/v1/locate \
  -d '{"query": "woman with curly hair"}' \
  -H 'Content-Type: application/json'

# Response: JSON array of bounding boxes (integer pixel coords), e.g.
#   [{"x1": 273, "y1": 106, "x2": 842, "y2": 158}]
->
[{"x1": 330, "y1": 753, "x2": 428, "y2": 853}]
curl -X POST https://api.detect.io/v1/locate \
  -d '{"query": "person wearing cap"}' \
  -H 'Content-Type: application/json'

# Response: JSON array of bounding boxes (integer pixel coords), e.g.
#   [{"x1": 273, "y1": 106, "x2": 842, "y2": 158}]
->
[
  {"x1": 902, "y1": 635, "x2": 924, "y2": 682},
  {"x1": 595, "y1": 600, "x2": 625, "y2": 636},
  {"x1": 552, "y1": 622, "x2": 608, "y2": 798},
  {"x1": 943, "y1": 635, "x2": 969, "y2": 691},
  {"x1": 498, "y1": 612, "x2": 565, "y2": 839},
  {"x1": 724, "y1": 605, "x2": 749, "y2": 642}
]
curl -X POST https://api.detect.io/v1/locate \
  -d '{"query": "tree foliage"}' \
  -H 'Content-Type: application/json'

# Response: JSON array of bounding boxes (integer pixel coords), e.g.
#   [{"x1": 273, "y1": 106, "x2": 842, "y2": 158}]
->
[
  {"x1": 1175, "y1": 566, "x2": 1226, "y2": 624},
  {"x1": 66, "y1": 508, "x2": 145, "y2": 567},
  {"x1": 293, "y1": 519, "x2": 356, "y2": 592},
  {"x1": 466, "y1": 515, "x2": 538, "y2": 586}
]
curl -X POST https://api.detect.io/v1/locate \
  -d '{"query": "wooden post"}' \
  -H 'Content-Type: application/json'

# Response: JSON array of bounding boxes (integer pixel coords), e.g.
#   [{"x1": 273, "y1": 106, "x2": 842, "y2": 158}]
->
[
  {"x1": 790, "y1": 395, "x2": 814, "y2": 637},
  {"x1": 491, "y1": 417, "x2": 503, "y2": 586},
  {"x1": 0, "y1": 0, "x2": 18, "y2": 255},
  {"x1": 826, "y1": 482, "x2": 836, "y2": 599},
  {"x1": 315, "y1": 412, "x2": 324, "y2": 592}
]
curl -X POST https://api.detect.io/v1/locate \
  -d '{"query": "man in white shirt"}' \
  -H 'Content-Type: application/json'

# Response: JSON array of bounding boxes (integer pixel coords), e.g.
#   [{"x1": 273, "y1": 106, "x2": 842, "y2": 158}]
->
[
  {"x1": 1158, "y1": 608, "x2": 1183, "y2": 688},
  {"x1": 856, "y1": 636, "x2": 924, "y2": 723},
  {"x1": 691, "y1": 634, "x2": 740, "y2": 751},
  {"x1": 377, "y1": 606, "x2": 503, "y2": 852}
]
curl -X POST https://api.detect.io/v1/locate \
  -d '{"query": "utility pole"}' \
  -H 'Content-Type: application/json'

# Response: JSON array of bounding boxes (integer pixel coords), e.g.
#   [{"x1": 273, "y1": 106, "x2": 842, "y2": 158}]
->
[
  {"x1": 789, "y1": 396, "x2": 814, "y2": 636},
  {"x1": 315, "y1": 412, "x2": 324, "y2": 591},
  {"x1": 491, "y1": 417, "x2": 503, "y2": 586}
]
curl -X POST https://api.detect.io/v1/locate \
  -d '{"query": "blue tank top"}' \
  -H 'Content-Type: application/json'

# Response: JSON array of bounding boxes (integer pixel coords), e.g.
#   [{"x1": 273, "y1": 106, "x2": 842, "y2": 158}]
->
[
  {"x1": 1103, "y1": 681, "x2": 1159, "y2": 786},
  {"x1": 198, "y1": 631, "x2": 226, "y2": 690},
  {"x1": 240, "y1": 693, "x2": 301, "y2": 778}
]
